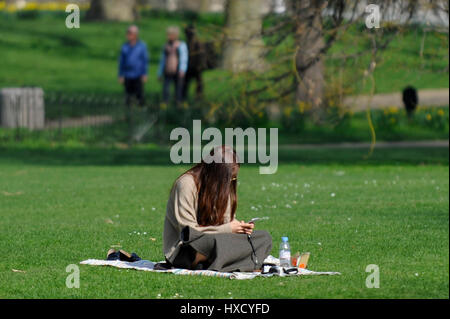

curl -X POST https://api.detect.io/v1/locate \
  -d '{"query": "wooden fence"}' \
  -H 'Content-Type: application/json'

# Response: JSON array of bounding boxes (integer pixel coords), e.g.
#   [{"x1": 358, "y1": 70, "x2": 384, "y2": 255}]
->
[{"x1": 0, "y1": 87, "x2": 45, "y2": 130}]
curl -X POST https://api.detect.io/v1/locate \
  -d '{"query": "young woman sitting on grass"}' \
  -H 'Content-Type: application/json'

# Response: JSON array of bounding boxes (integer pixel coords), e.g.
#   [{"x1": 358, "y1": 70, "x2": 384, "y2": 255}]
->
[{"x1": 163, "y1": 145, "x2": 272, "y2": 272}]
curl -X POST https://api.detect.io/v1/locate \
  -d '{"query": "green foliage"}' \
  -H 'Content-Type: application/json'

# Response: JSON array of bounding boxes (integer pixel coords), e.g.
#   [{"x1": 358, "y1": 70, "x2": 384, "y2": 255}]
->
[
  {"x1": 415, "y1": 107, "x2": 449, "y2": 131},
  {"x1": 327, "y1": 23, "x2": 449, "y2": 95},
  {"x1": 141, "y1": 8, "x2": 225, "y2": 27},
  {"x1": 281, "y1": 103, "x2": 307, "y2": 133},
  {"x1": 373, "y1": 106, "x2": 404, "y2": 130},
  {"x1": 16, "y1": 9, "x2": 40, "y2": 20},
  {"x1": 0, "y1": 13, "x2": 447, "y2": 96},
  {"x1": 0, "y1": 105, "x2": 447, "y2": 147},
  {"x1": 373, "y1": 106, "x2": 449, "y2": 133},
  {"x1": 0, "y1": 11, "x2": 448, "y2": 143}
]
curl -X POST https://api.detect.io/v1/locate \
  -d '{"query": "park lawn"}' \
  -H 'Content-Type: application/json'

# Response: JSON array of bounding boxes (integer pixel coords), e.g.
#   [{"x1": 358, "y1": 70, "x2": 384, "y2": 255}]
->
[
  {"x1": 0, "y1": 11, "x2": 448, "y2": 97},
  {"x1": 0, "y1": 146, "x2": 448, "y2": 298}
]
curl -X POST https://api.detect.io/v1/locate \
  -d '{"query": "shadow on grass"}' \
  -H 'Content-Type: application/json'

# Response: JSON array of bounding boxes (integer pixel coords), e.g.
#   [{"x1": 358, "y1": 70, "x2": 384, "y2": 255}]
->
[{"x1": 0, "y1": 145, "x2": 448, "y2": 167}]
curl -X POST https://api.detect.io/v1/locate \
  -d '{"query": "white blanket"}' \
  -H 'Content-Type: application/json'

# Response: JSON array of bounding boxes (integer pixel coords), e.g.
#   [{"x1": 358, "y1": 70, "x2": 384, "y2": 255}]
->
[{"x1": 80, "y1": 255, "x2": 340, "y2": 280}]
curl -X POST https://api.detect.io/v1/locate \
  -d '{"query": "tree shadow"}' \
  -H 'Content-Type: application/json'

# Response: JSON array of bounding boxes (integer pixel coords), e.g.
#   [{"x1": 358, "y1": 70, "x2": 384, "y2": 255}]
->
[{"x1": 0, "y1": 145, "x2": 447, "y2": 167}]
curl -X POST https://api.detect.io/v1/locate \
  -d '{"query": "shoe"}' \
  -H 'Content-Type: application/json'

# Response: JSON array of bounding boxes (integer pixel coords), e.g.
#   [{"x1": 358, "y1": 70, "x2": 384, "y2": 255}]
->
[
  {"x1": 119, "y1": 249, "x2": 141, "y2": 262},
  {"x1": 154, "y1": 262, "x2": 173, "y2": 270},
  {"x1": 106, "y1": 249, "x2": 120, "y2": 261}
]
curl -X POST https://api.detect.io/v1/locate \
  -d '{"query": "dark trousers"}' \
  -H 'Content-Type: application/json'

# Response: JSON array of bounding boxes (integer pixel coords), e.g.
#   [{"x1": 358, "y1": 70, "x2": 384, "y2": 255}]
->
[
  {"x1": 182, "y1": 71, "x2": 203, "y2": 100},
  {"x1": 163, "y1": 74, "x2": 184, "y2": 103},
  {"x1": 124, "y1": 77, "x2": 145, "y2": 107}
]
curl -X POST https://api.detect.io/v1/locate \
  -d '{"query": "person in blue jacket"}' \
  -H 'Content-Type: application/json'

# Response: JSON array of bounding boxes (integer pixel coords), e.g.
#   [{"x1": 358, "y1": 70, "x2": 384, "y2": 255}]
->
[
  {"x1": 158, "y1": 26, "x2": 189, "y2": 105},
  {"x1": 118, "y1": 25, "x2": 149, "y2": 107}
]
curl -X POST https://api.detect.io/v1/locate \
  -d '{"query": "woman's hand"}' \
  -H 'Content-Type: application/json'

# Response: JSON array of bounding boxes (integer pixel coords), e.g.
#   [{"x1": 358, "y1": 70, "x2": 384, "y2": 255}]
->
[{"x1": 230, "y1": 220, "x2": 254, "y2": 235}]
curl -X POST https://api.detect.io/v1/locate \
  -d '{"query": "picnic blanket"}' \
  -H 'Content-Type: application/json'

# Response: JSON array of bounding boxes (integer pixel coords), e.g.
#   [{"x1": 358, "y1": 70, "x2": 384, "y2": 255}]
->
[{"x1": 80, "y1": 255, "x2": 340, "y2": 280}]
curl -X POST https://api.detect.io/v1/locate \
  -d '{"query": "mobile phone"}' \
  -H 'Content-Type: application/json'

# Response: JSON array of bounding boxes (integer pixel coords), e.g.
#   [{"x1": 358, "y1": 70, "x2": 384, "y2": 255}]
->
[{"x1": 247, "y1": 217, "x2": 269, "y2": 224}]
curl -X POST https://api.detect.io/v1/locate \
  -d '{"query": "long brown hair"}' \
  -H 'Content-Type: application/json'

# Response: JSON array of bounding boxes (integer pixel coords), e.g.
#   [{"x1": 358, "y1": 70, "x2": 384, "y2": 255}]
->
[{"x1": 183, "y1": 145, "x2": 239, "y2": 226}]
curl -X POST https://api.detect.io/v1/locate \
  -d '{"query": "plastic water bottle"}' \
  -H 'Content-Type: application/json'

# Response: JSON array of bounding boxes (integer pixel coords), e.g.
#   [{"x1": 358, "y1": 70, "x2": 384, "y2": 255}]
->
[{"x1": 279, "y1": 237, "x2": 291, "y2": 267}]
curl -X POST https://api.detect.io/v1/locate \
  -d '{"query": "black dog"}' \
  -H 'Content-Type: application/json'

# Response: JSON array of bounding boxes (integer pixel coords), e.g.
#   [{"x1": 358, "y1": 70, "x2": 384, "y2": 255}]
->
[
  {"x1": 183, "y1": 24, "x2": 218, "y2": 100},
  {"x1": 402, "y1": 86, "x2": 418, "y2": 117}
]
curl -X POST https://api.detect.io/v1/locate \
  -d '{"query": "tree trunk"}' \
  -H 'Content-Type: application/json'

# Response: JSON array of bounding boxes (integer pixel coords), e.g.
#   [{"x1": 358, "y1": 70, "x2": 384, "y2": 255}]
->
[
  {"x1": 222, "y1": 0, "x2": 265, "y2": 72},
  {"x1": 199, "y1": 0, "x2": 211, "y2": 13},
  {"x1": 5, "y1": 0, "x2": 24, "y2": 6},
  {"x1": 291, "y1": 0, "x2": 326, "y2": 113},
  {"x1": 178, "y1": 0, "x2": 211, "y2": 11},
  {"x1": 87, "y1": 0, "x2": 138, "y2": 22}
]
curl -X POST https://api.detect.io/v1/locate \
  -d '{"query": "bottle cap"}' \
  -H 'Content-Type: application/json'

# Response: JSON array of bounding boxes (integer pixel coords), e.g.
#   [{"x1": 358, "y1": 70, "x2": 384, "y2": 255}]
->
[{"x1": 281, "y1": 236, "x2": 288, "y2": 242}]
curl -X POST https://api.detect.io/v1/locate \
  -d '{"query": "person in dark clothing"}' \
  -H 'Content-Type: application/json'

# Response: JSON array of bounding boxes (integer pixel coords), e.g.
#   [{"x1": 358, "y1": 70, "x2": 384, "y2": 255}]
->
[
  {"x1": 124, "y1": 78, "x2": 145, "y2": 106},
  {"x1": 183, "y1": 25, "x2": 206, "y2": 100},
  {"x1": 118, "y1": 25, "x2": 149, "y2": 107},
  {"x1": 183, "y1": 24, "x2": 219, "y2": 100}
]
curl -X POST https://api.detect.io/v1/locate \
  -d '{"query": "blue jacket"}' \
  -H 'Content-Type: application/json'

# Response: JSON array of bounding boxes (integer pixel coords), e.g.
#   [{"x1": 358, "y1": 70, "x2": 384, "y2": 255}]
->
[
  {"x1": 158, "y1": 41, "x2": 188, "y2": 77},
  {"x1": 118, "y1": 40, "x2": 149, "y2": 79}
]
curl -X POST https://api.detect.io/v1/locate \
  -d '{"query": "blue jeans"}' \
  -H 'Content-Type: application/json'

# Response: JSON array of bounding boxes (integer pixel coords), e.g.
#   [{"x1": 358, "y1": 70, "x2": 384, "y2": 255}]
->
[{"x1": 163, "y1": 74, "x2": 184, "y2": 103}]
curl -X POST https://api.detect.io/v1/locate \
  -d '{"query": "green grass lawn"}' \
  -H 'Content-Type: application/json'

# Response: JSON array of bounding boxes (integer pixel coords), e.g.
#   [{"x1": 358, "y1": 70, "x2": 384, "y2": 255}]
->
[
  {"x1": 0, "y1": 11, "x2": 448, "y2": 96},
  {"x1": 0, "y1": 146, "x2": 448, "y2": 298},
  {"x1": 0, "y1": 10, "x2": 448, "y2": 146}
]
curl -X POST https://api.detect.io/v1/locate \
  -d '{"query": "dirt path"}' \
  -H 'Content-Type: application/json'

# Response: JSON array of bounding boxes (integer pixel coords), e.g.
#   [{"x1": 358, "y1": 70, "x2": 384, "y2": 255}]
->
[
  {"x1": 45, "y1": 115, "x2": 114, "y2": 129},
  {"x1": 344, "y1": 88, "x2": 449, "y2": 111}
]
